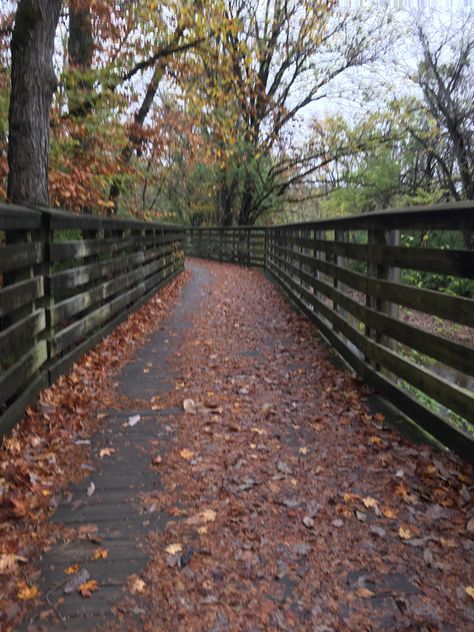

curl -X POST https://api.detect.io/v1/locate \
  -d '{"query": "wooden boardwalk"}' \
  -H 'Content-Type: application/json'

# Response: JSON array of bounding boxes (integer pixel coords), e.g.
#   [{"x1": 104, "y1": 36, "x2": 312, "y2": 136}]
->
[
  {"x1": 26, "y1": 265, "x2": 212, "y2": 631},
  {"x1": 22, "y1": 261, "x2": 474, "y2": 632}
]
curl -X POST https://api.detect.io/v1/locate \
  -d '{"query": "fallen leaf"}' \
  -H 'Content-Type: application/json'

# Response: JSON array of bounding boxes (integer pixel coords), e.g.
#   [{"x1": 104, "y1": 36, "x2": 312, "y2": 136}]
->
[
  {"x1": 399, "y1": 526, "x2": 412, "y2": 540},
  {"x1": 187, "y1": 509, "x2": 216, "y2": 525},
  {"x1": 466, "y1": 517, "x2": 474, "y2": 534},
  {"x1": 180, "y1": 449, "x2": 194, "y2": 460},
  {"x1": 355, "y1": 587, "x2": 375, "y2": 598},
  {"x1": 198, "y1": 526, "x2": 208, "y2": 535},
  {"x1": 382, "y1": 507, "x2": 397, "y2": 519},
  {"x1": 369, "y1": 436, "x2": 382, "y2": 445},
  {"x1": 130, "y1": 577, "x2": 146, "y2": 594},
  {"x1": 303, "y1": 516, "x2": 314, "y2": 529},
  {"x1": 277, "y1": 460, "x2": 292, "y2": 475},
  {"x1": 465, "y1": 586, "x2": 474, "y2": 600},
  {"x1": 299, "y1": 447, "x2": 308, "y2": 455},
  {"x1": 152, "y1": 455, "x2": 162, "y2": 466},
  {"x1": 0, "y1": 553, "x2": 28, "y2": 575},
  {"x1": 362, "y1": 497, "x2": 378, "y2": 509},
  {"x1": 355, "y1": 510, "x2": 366, "y2": 522},
  {"x1": 17, "y1": 582, "x2": 39, "y2": 600},
  {"x1": 423, "y1": 548, "x2": 433, "y2": 566},
  {"x1": 65, "y1": 564, "x2": 81, "y2": 575},
  {"x1": 64, "y1": 568, "x2": 90, "y2": 594},
  {"x1": 165, "y1": 543, "x2": 182, "y2": 555},
  {"x1": 92, "y1": 548, "x2": 108, "y2": 560},
  {"x1": 99, "y1": 448, "x2": 115, "y2": 458},
  {"x1": 128, "y1": 414, "x2": 141, "y2": 426},
  {"x1": 183, "y1": 399, "x2": 197, "y2": 414},
  {"x1": 78, "y1": 579, "x2": 98, "y2": 598}
]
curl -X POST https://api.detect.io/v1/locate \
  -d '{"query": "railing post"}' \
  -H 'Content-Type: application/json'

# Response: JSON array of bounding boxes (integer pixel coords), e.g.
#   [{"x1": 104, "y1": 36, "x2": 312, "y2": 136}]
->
[
  {"x1": 38, "y1": 211, "x2": 54, "y2": 381},
  {"x1": 247, "y1": 228, "x2": 250, "y2": 266},
  {"x1": 263, "y1": 227, "x2": 268, "y2": 270},
  {"x1": 366, "y1": 228, "x2": 400, "y2": 366}
]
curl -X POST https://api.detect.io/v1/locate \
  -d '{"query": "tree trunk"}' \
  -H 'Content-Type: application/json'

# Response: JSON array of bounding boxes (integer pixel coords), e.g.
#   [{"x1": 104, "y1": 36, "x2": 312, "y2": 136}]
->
[
  {"x1": 238, "y1": 176, "x2": 255, "y2": 225},
  {"x1": 7, "y1": 0, "x2": 62, "y2": 206},
  {"x1": 68, "y1": 1, "x2": 93, "y2": 120},
  {"x1": 217, "y1": 176, "x2": 237, "y2": 226}
]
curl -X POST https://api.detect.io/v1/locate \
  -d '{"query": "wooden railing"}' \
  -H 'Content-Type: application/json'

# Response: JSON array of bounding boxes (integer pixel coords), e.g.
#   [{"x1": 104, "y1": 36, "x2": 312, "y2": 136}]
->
[
  {"x1": 0, "y1": 204, "x2": 185, "y2": 436},
  {"x1": 186, "y1": 226, "x2": 265, "y2": 267},
  {"x1": 187, "y1": 203, "x2": 474, "y2": 462}
]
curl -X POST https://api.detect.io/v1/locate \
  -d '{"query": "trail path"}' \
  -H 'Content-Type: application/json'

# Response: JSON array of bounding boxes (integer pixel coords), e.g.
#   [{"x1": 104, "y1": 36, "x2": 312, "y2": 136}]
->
[{"x1": 26, "y1": 260, "x2": 474, "y2": 631}]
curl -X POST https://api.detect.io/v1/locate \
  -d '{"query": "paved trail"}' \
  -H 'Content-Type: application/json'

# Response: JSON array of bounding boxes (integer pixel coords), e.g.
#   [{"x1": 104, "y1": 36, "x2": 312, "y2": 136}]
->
[{"x1": 29, "y1": 260, "x2": 473, "y2": 632}]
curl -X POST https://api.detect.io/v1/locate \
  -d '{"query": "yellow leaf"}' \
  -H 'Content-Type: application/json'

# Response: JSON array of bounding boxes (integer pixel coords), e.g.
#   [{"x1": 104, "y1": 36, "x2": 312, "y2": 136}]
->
[
  {"x1": 180, "y1": 449, "x2": 194, "y2": 460},
  {"x1": 250, "y1": 427, "x2": 265, "y2": 435},
  {"x1": 187, "y1": 509, "x2": 216, "y2": 525},
  {"x1": 399, "y1": 526, "x2": 412, "y2": 540},
  {"x1": 65, "y1": 564, "x2": 81, "y2": 575},
  {"x1": 343, "y1": 493, "x2": 360, "y2": 503},
  {"x1": 99, "y1": 448, "x2": 115, "y2": 458},
  {"x1": 198, "y1": 526, "x2": 207, "y2": 535},
  {"x1": 362, "y1": 497, "x2": 378, "y2": 509},
  {"x1": 78, "y1": 579, "x2": 98, "y2": 597},
  {"x1": 165, "y1": 543, "x2": 182, "y2": 555},
  {"x1": 299, "y1": 447, "x2": 308, "y2": 455},
  {"x1": 0, "y1": 553, "x2": 28, "y2": 575},
  {"x1": 369, "y1": 436, "x2": 382, "y2": 445},
  {"x1": 92, "y1": 548, "x2": 108, "y2": 560},
  {"x1": 130, "y1": 577, "x2": 146, "y2": 594},
  {"x1": 465, "y1": 586, "x2": 474, "y2": 600},
  {"x1": 17, "y1": 582, "x2": 39, "y2": 600},
  {"x1": 383, "y1": 507, "x2": 397, "y2": 519}
]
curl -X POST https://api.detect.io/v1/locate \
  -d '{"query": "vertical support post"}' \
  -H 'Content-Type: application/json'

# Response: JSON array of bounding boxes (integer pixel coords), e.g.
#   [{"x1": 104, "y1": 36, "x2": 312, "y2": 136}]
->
[
  {"x1": 39, "y1": 211, "x2": 54, "y2": 380},
  {"x1": 365, "y1": 230, "x2": 400, "y2": 371},
  {"x1": 334, "y1": 229, "x2": 348, "y2": 325},
  {"x1": 247, "y1": 228, "x2": 250, "y2": 266},
  {"x1": 264, "y1": 228, "x2": 268, "y2": 270}
]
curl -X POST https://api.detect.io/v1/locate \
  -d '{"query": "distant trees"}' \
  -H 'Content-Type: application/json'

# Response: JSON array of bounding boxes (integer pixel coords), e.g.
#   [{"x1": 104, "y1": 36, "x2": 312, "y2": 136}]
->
[
  {"x1": 314, "y1": 12, "x2": 474, "y2": 220},
  {"x1": 174, "y1": 0, "x2": 391, "y2": 225},
  {"x1": 1, "y1": 2, "x2": 472, "y2": 223},
  {"x1": 411, "y1": 20, "x2": 474, "y2": 200}
]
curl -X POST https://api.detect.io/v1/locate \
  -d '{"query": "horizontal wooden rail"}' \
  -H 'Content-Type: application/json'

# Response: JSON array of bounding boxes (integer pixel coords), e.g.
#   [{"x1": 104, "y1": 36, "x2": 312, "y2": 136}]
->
[
  {"x1": 0, "y1": 204, "x2": 185, "y2": 436},
  {"x1": 186, "y1": 204, "x2": 474, "y2": 463}
]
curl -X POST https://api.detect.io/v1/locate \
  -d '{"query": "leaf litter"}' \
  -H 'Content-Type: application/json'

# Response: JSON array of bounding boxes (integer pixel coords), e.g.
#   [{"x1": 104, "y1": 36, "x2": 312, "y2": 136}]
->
[
  {"x1": 0, "y1": 272, "x2": 189, "y2": 630},
  {"x1": 135, "y1": 260, "x2": 473, "y2": 632}
]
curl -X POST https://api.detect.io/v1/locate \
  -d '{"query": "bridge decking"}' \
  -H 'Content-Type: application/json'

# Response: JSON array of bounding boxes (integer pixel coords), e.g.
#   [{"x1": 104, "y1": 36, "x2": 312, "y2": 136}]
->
[{"x1": 25, "y1": 260, "x2": 473, "y2": 631}]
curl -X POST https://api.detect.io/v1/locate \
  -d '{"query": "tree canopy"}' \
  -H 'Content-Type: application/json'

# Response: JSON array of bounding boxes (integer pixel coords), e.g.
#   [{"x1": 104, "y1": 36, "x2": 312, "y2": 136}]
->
[{"x1": 1, "y1": 2, "x2": 472, "y2": 223}]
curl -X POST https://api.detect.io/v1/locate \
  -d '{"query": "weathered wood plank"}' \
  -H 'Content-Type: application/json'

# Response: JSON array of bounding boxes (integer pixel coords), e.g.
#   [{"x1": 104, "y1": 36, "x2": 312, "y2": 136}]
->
[
  {"x1": 0, "y1": 204, "x2": 42, "y2": 230},
  {"x1": 266, "y1": 260, "x2": 474, "y2": 463},
  {"x1": 268, "y1": 255, "x2": 474, "y2": 424},
  {"x1": 271, "y1": 250, "x2": 474, "y2": 376},
  {"x1": 0, "y1": 277, "x2": 44, "y2": 317},
  {"x1": 49, "y1": 268, "x2": 144, "y2": 326},
  {"x1": 49, "y1": 251, "x2": 145, "y2": 292},
  {"x1": 286, "y1": 237, "x2": 474, "y2": 278},
  {"x1": 270, "y1": 244, "x2": 474, "y2": 326},
  {"x1": 0, "y1": 309, "x2": 46, "y2": 360},
  {"x1": 0, "y1": 341, "x2": 48, "y2": 405},
  {"x1": 0, "y1": 371, "x2": 49, "y2": 437},
  {"x1": 0, "y1": 242, "x2": 43, "y2": 272},
  {"x1": 51, "y1": 285, "x2": 145, "y2": 357}
]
